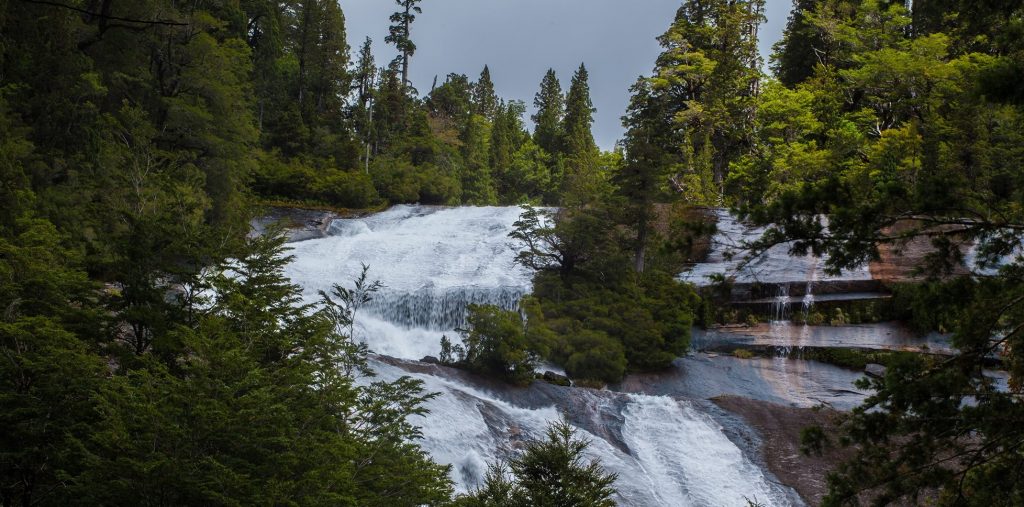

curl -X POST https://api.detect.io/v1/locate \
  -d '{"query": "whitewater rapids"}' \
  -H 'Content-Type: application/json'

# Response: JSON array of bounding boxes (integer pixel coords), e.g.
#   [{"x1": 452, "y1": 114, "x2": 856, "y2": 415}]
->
[{"x1": 283, "y1": 205, "x2": 801, "y2": 506}]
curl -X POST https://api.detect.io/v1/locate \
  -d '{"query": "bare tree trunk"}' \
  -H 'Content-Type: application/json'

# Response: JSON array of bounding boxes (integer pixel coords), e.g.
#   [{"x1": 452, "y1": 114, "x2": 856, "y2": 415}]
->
[
  {"x1": 634, "y1": 214, "x2": 649, "y2": 273},
  {"x1": 401, "y1": 7, "x2": 410, "y2": 86}
]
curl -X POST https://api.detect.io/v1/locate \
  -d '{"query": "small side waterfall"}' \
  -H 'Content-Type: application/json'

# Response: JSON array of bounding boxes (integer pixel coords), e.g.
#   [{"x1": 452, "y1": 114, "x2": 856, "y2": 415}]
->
[
  {"x1": 771, "y1": 284, "x2": 791, "y2": 322},
  {"x1": 801, "y1": 282, "x2": 815, "y2": 318}
]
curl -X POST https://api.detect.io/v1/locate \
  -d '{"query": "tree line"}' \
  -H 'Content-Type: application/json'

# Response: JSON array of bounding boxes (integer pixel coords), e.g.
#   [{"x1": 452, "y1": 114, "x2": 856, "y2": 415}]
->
[{"x1": 244, "y1": 0, "x2": 610, "y2": 209}]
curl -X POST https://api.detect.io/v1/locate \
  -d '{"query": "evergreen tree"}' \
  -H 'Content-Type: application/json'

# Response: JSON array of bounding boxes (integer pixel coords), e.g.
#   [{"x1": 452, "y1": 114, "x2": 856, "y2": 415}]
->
[
  {"x1": 428, "y1": 73, "x2": 474, "y2": 125},
  {"x1": 771, "y1": 0, "x2": 829, "y2": 87},
  {"x1": 472, "y1": 65, "x2": 499, "y2": 120},
  {"x1": 560, "y1": 64, "x2": 601, "y2": 205},
  {"x1": 616, "y1": 78, "x2": 675, "y2": 273},
  {"x1": 456, "y1": 420, "x2": 617, "y2": 506},
  {"x1": 490, "y1": 100, "x2": 528, "y2": 201},
  {"x1": 386, "y1": 0, "x2": 423, "y2": 87},
  {"x1": 648, "y1": 0, "x2": 765, "y2": 200},
  {"x1": 532, "y1": 68, "x2": 566, "y2": 156},
  {"x1": 352, "y1": 37, "x2": 377, "y2": 131},
  {"x1": 562, "y1": 63, "x2": 597, "y2": 157},
  {"x1": 460, "y1": 114, "x2": 497, "y2": 205}
]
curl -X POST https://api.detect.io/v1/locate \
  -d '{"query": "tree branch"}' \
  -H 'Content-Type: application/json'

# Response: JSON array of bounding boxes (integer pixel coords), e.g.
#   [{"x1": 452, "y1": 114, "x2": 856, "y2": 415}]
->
[{"x1": 18, "y1": 0, "x2": 187, "y2": 26}]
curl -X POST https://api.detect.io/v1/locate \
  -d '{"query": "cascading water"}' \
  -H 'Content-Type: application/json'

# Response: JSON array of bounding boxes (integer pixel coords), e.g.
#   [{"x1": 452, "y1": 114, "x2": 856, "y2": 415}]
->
[
  {"x1": 283, "y1": 205, "x2": 801, "y2": 506},
  {"x1": 771, "y1": 284, "x2": 791, "y2": 322},
  {"x1": 682, "y1": 209, "x2": 871, "y2": 287},
  {"x1": 285, "y1": 205, "x2": 532, "y2": 359},
  {"x1": 801, "y1": 257, "x2": 819, "y2": 319}
]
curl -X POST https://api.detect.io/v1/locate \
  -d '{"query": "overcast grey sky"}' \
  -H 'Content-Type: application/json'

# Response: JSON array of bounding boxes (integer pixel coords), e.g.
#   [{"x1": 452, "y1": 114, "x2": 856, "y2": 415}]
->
[{"x1": 340, "y1": 0, "x2": 791, "y2": 150}]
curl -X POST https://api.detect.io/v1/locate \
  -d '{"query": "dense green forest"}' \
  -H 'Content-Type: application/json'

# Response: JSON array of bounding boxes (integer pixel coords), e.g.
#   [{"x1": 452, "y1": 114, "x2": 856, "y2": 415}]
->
[{"x1": 2, "y1": 0, "x2": 1024, "y2": 505}]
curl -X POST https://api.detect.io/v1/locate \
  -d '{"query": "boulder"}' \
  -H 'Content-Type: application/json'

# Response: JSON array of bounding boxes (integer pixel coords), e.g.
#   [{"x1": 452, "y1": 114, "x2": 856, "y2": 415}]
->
[
  {"x1": 865, "y1": 363, "x2": 887, "y2": 379},
  {"x1": 420, "y1": 355, "x2": 441, "y2": 365},
  {"x1": 542, "y1": 371, "x2": 571, "y2": 386}
]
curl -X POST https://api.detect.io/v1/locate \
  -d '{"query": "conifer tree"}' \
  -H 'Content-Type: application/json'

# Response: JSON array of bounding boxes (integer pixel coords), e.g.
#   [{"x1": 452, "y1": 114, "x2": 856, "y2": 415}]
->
[
  {"x1": 456, "y1": 420, "x2": 617, "y2": 506},
  {"x1": 648, "y1": 0, "x2": 765, "y2": 199},
  {"x1": 562, "y1": 63, "x2": 597, "y2": 157},
  {"x1": 560, "y1": 64, "x2": 601, "y2": 204},
  {"x1": 490, "y1": 100, "x2": 528, "y2": 200},
  {"x1": 353, "y1": 37, "x2": 377, "y2": 119},
  {"x1": 616, "y1": 78, "x2": 675, "y2": 273},
  {"x1": 472, "y1": 65, "x2": 499, "y2": 120},
  {"x1": 292, "y1": 0, "x2": 351, "y2": 128},
  {"x1": 460, "y1": 115, "x2": 497, "y2": 205},
  {"x1": 531, "y1": 69, "x2": 565, "y2": 156},
  {"x1": 386, "y1": 0, "x2": 423, "y2": 87}
]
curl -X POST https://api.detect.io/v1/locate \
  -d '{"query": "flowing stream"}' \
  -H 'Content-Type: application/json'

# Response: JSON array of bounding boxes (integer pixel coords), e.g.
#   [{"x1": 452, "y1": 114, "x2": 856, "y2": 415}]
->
[{"x1": 282, "y1": 205, "x2": 802, "y2": 506}]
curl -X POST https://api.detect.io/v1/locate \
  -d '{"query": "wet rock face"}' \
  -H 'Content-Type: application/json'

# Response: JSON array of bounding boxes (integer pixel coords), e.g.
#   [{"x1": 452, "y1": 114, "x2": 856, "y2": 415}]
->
[
  {"x1": 541, "y1": 370, "x2": 571, "y2": 386},
  {"x1": 680, "y1": 209, "x2": 872, "y2": 287},
  {"x1": 250, "y1": 206, "x2": 341, "y2": 242},
  {"x1": 865, "y1": 363, "x2": 888, "y2": 378}
]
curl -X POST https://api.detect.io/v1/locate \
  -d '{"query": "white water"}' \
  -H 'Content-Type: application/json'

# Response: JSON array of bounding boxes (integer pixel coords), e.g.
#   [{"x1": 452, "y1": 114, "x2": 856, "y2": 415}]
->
[
  {"x1": 368, "y1": 358, "x2": 791, "y2": 506},
  {"x1": 284, "y1": 205, "x2": 532, "y2": 359},
  {"x1": 682, "y1": 209, "x2": 871, "y2": 286},
  {"x1": 283, "y1": 205, "x2": 798, "y2": 506}
]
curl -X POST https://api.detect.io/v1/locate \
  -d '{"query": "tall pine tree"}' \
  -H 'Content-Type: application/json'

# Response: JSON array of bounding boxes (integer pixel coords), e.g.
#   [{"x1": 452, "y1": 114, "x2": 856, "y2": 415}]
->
[
  {"x1": 386, "y1": 0, "x2": 423, "y2": 87},
  {"x1": 560, "y1": 64, "x2": 600, "y2": 205},
  {"x1": 532, "y1": 69, "x2": 565, "y2": 156},
  {"x1": 472, "y1": 65, "x2": 499, "y2": 120}
]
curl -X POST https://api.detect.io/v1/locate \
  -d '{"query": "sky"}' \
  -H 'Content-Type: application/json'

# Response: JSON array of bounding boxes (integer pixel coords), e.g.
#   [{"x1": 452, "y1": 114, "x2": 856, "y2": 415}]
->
[{"x1": 340, "y1": 0, "x2": 791, "y2": 151}]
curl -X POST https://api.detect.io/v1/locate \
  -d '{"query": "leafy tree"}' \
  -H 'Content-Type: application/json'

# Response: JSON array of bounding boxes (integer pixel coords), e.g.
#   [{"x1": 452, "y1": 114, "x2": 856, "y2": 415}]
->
[
  {"x1": 450, "y1": 305, "x2": 538, "y2": 385},
  {"x1": 644, "y1": 0, "x2": 765, "y2": 200},
  {"x1": 733, "y1": 1, "x2": 1024, "y2": 504}
]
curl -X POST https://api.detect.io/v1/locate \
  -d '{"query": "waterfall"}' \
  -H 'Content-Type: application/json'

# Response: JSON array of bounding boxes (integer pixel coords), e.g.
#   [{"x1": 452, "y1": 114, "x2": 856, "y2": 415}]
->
[
  {"x1": 363, "y1": 286, "x2": 526, "y2": 330},
  {"x1": 771, "y1": 283, "x2": 791, "y2": 322},
  {"x1": 283, "y1": 205, "x2": 800, "y2": 506},
  {"x1": 285, "y1": 205, "x2": 533, "y2": 358},
  {"x1": 681, "y1": 209, "x2": 871, "y2": 286}
]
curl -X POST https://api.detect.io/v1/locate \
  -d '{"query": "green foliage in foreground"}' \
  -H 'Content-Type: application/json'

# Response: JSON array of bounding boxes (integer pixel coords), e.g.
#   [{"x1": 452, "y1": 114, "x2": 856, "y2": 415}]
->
[
  {"x1": 731, "y1": 0, "x2": 1024, "y2": 504},
  {"x1": 1, "y1": 228, "x2": 454, "y2": 505},
  {"x1": 454, "y1": 420, "x2": 617, "y2": 507}
]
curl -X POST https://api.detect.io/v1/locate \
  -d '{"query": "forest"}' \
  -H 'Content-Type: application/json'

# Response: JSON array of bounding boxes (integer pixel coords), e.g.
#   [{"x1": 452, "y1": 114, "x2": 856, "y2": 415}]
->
[{"x1": 1, "y1": 0, "x2": 1023, "y2": 505}]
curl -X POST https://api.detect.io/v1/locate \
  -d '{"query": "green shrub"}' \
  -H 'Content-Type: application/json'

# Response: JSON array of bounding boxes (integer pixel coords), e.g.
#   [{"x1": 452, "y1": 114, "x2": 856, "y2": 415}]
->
[
  {"x1": 455, "y1": 305, "x2": 537, "y2": 385},
  {"x1": 313, "y1": 171, "x2": 379, "y2": 208},
  {"x1": 563, "y1": 329, "x2": 627, "y2": 384},
  {"x1": 733, "y1": 349, "x2": 755, "y2": 359}
]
